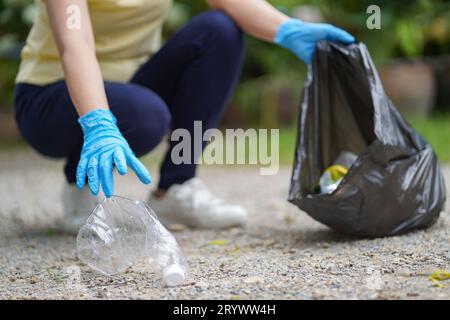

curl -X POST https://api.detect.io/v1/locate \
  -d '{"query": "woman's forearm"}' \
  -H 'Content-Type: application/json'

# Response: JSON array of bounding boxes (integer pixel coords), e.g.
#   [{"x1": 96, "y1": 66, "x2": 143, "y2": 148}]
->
[
  {"x1": 208, "y1": 0, "x2": 289, "y2": 42},
  {"x1": 45, "y1": 0, "x2": 108, "y2": 116},
  {"x1": 61, "y1": 43, "x2": 109, "y2": 116}
]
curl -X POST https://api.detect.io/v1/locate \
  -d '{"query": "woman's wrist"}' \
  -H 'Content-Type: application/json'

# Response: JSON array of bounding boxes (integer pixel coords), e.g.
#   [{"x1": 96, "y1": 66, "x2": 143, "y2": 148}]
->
[
  {"x1": 78, "y1": 108, "x2": 116, "y2": 134},
  {"x1": 272, "y1": 16, "x2": 291, "y2": 43},
  {"x1": 77, "y1": 105, "x2": 109, "y2": 117},
  {"x1": 274, "y1": 18, "x2": 300, "y2": 44}
]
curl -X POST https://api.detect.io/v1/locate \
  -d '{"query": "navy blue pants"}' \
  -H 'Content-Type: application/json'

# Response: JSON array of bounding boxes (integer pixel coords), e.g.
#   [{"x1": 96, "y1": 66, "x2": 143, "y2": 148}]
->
[{"x1": 14, "y1": 11, "x2": 244, "y2": 189}]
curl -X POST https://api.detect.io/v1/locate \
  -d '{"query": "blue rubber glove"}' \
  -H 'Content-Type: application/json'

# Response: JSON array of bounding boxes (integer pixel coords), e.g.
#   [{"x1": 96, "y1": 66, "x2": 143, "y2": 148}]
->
[
  {"x1": 77, "y1": 109, "x2": 152, "y2": 197},
  {"x1": 274, "y1": 19, "x2": 355, "y2": 64}
]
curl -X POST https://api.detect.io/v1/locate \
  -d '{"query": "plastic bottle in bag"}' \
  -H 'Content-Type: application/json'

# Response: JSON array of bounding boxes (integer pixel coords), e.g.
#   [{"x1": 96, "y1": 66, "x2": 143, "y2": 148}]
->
[
  {"x1": 319, "y1": 151, "x2": 357, "y2": 194},
  {"x1": 76, "y1": 196, "x2": 188, "y2": 286}
]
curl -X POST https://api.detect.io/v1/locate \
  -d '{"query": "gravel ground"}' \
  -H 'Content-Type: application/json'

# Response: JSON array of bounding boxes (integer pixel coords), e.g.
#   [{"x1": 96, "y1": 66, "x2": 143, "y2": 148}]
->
[{"x1": 0, "y1": 148, "x2": 449, "y2": 300}]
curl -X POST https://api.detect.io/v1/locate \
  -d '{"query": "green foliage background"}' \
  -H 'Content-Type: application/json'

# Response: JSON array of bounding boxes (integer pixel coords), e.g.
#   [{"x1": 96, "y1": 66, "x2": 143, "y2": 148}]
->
[
  {"x1": 2, "y1": 0, "x2": 450, "y2": 113},
  {"x1": 1, "y1": 0, "x2": 449, "y2": 161}
]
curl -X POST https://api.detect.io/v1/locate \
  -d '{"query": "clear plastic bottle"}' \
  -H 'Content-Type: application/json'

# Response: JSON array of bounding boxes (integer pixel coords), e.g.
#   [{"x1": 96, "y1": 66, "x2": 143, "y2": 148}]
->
[
  {"x1": 319, "y1": 151, "x2": 357, "y2": 194},
  {"x1": 76, "y1": 196, "x2": 188, "y2": 286}
]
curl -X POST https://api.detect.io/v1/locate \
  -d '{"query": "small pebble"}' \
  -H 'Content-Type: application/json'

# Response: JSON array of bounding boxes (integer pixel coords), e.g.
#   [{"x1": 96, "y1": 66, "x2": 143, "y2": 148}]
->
[
  {"x1": 167, "y1": 224, "x2": 186, "y2": 232},
  {"x1": 243, "y1": 276, "x2": 264, "y2": 284},
  {"x1": 29, "y1": 277, "x2": 38, "y2": 284}
]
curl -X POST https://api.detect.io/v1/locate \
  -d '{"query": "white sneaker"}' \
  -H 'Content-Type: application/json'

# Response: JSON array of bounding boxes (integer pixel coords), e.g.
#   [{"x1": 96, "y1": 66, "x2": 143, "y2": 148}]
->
[
  {"x1": 148, "y1": 178, "x2": 248, "y2": 228},
  {"x1": 58, "y1": 183, "x2": 99, "y2": 234}
]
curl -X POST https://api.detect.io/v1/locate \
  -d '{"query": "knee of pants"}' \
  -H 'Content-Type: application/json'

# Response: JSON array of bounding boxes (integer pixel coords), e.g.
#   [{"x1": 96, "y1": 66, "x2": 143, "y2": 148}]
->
[
  {"x1": 123, "y1": 96, "x2": 171, "y2": 157},
  {"x1": 194, "y1": 10, "x2": 244, "y2": 55}
]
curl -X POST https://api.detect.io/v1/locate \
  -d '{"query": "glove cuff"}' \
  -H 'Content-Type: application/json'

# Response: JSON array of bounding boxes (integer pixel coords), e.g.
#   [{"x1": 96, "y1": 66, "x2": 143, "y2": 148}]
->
[
  {"x1": 78, "y1": 109, "x2": 117, "y2": 134},
  {"x1": 274, "y1": 18, "x2": 304, "y2": 44}
]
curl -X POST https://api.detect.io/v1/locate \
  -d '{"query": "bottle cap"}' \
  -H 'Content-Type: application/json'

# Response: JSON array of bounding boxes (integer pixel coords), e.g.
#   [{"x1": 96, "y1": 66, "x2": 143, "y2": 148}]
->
[{"x1": 163, "y1": 264, "x2": 186, "y2": 286}]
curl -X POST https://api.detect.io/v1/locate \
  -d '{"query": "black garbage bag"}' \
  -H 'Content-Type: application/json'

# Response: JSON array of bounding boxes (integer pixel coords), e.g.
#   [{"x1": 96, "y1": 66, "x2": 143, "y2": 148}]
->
[{"x1": 288, "y1": 41, "x2": 446, "y2": 238}]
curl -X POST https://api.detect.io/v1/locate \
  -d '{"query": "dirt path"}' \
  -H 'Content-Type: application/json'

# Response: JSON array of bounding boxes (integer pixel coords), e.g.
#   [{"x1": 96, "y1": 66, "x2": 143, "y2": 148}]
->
[{"x1": 0, "y1": 149, "x2": 449, "y2": 299}]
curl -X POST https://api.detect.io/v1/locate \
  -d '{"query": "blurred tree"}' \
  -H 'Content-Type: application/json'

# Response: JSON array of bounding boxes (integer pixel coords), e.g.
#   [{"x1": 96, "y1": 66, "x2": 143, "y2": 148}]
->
[
  {"x1": 0, "y1": 0, "x2": 34, "y2": 109},
  {"x1": 0, "y1": 0, "x2": 34, "y2": 45}
]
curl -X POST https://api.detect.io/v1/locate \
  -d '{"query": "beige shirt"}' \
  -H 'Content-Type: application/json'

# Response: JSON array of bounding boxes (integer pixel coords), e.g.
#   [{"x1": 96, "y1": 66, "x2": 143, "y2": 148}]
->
[{"x1": 16, "y1": 0, "x2": 173, "y2": 85}]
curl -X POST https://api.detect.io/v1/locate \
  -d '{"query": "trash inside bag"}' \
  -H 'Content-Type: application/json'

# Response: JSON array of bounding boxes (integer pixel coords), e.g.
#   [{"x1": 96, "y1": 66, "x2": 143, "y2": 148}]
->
[
  {"x1": 77, "y1": 196, "x2": 188, "y2": 286},
  {"x1": 319, "y1": 151, "x2": 357, "y2": 194},
  {"x1": 288, "y1": 41, "x2": 446, "y2": 238}
]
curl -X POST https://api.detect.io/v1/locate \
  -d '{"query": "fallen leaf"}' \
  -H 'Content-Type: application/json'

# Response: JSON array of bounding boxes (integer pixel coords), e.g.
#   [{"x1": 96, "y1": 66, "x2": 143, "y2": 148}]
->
[
  {"x1": 208, "y1": 239, "x2": 229, "y2": 246},
  {"x1": 226, "y1": 244, "x2": 239, "y2": 255},
  {"x1": 283, "y1": 214, "x2": 296, "y2": 225},
  {"x1": 428, "y1": 269, "x2": 450, "y2": 288}
]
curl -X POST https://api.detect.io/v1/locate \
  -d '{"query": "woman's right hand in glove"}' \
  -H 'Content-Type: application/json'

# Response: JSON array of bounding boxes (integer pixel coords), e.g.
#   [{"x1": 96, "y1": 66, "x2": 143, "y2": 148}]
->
[{"x1": 76, "y1": 109, "x2": 152, "y2": 197}]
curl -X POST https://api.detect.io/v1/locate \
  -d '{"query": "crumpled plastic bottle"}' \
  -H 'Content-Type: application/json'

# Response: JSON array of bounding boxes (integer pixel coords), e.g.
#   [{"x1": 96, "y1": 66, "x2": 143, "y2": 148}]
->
[
  {"x1": 319, "y1": 151, "x2": 357, "y2": 194},
  {"x1": 76, "y1": 196, "x2": 188, "y2": 286}
]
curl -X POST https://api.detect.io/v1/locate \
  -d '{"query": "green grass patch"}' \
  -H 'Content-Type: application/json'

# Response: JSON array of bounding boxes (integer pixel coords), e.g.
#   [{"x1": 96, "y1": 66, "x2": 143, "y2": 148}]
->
[
  {"x1": 0, "y1": 139, "x2": 27, "y2": 151},
  {"x1": 408, "y1": 114, "x2": 450, "y2": 163},
  {"x1": 279, "y1": 126, "x2": 297, "y2": 165}
]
